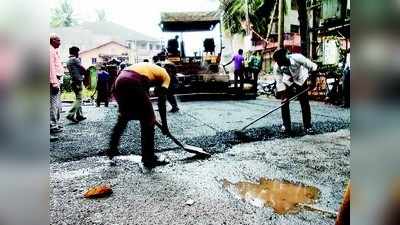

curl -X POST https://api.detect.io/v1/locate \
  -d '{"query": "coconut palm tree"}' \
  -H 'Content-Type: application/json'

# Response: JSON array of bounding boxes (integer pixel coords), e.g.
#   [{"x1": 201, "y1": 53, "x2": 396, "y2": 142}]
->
[
  {"x1": 220, "y1": 0, "x2": 286, "y2": 38},
  {"x1": 221, "y1": 0, "x2": 313, "y2": 57},
  {"x1": 50, "y1": 0, "x2": 77, "y2": 28}
]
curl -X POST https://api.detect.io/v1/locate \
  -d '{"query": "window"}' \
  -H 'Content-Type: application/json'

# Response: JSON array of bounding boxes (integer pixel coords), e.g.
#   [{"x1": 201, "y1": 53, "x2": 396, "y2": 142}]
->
[
  {"x1": 149, "y1": 44, "x2": 153, "y2": 50},
  {"x1": 290, "y1": 24, "x2": 299, "y2": 33},
  {"x1": 91, "y1": 58, "x2": 97, "y2": 64},
  {"x1": 291, "y1": 0, "x2": 298, "y2": 10}
]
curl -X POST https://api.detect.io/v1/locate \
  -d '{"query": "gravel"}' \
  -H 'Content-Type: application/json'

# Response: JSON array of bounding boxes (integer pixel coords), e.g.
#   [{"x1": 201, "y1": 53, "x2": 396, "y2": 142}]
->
[{"x1": 50, "y1": 98, "x2": 350, "y2": 225}]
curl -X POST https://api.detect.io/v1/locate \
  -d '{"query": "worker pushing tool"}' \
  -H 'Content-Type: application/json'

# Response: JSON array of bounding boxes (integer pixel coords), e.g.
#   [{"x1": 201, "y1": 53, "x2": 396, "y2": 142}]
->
[
  {"x1": 223, "y1": 49, "x2": 245, "y2": 94},
  {"x1": 107, "y1": 62, "x2": 173, "y2": 170},
  {"x1": 272, "y1": 48, "x2": 318, "y2": 134}
]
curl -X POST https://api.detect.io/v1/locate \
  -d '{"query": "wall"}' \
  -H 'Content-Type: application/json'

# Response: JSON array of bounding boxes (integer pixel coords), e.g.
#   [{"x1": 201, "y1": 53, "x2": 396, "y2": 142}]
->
[
  {"x1": 134, "y1": 40, "x2": 162, "y2": 62},
  {"x1": 221, "y1": 32, "x2": 246, "y2": 71},
  {"x1": 284, "y1": 0, "x2": 300, "y2": 33},
  {"x1": 80, "y1": 42, "x2": 129, "y2": 68},
  {"x1": 128, "y1": 40, "x2": 163, "y2": 63},
  {"x1": 269, "y1": 0, "x2": 300, "y2": 34}
]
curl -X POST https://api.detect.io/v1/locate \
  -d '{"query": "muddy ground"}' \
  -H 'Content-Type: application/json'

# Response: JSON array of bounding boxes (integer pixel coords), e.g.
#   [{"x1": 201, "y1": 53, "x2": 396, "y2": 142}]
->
[{"x1": 50, "y1": 97, "x2": 350, "y2": 225}]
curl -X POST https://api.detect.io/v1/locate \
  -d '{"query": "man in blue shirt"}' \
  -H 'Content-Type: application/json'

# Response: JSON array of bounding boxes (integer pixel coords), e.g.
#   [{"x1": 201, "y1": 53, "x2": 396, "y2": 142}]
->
[
  {"x1": 224, "y1": 49, "x2": 245, "y2": 93},
  {"x1": 96, "y1": 66, "x2": 110, "y2": 107}
]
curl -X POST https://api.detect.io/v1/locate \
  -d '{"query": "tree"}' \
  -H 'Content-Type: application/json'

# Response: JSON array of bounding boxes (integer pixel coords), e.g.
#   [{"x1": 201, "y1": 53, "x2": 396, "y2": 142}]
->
[
  {"x1": 220, "y1": 0, "x2": 287, "y2": 38},
  {"x1": 95, "y1": 9, "x2": 107, "y2": 22},
  {"x1": 221, "y1": 0, "x2": 312, "y2": 57},
  {"x1": 220, "y1": 0, "x2": 247, "y2": 36},
  {"x1": 50, "y1": 0, "x2": 77, "y2": 28},
  {"x1": 221, "y1": 0, "x2": 268, "y2": 37}
]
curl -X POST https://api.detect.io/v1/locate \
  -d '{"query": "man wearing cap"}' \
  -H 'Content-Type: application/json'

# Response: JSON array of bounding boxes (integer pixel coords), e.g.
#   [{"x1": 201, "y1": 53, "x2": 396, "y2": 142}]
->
[
  {"x1": 272, "y1": 48, "x2": 318, "y2": 134},
  {"x1": 107, "y1": 62, "x2": 172, "y2": 170}
]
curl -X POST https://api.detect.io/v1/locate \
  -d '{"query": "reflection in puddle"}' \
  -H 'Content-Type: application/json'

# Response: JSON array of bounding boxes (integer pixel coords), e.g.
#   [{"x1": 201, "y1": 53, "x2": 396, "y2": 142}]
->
[{"x1": 223, "y1": 178, "x2": 320, "y2": 214}]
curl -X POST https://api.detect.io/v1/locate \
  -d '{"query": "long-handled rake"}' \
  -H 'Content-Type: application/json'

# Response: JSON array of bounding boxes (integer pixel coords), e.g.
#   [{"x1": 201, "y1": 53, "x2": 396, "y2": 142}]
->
[{"x1": 234, "y1": 87, "x2": 310, "y2": 139}]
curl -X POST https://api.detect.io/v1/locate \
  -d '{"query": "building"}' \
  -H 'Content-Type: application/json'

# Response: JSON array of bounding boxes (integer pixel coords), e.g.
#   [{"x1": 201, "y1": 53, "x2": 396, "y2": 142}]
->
[
  {"x1": 78, "y1": 41, "x2": 129, "y2": 68},
  {"x1": 222, "y1": 0, "x2": 302, "y2": 72},
  {"x1": 223, "y1": 0, "x2": 350, "y2": 72},
  {"x1": 51, "y1": 21, "x2": 162, "y2": 67},
  {"x1": 264, "y1": 0, "x2": 350, "y2": 60}
]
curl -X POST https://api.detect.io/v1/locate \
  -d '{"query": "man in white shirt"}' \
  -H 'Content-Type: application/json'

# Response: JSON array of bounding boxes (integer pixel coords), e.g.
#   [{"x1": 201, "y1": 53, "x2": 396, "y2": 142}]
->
[{"x1": 272, "y1": 48, "x2": 318, "y2": 134}]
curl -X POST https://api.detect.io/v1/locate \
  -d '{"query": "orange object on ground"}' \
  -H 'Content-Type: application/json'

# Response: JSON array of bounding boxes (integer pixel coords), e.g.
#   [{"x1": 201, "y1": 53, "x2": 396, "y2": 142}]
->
[{"x1": 83, "y1": 185, "x2": 113, "y2": 198}]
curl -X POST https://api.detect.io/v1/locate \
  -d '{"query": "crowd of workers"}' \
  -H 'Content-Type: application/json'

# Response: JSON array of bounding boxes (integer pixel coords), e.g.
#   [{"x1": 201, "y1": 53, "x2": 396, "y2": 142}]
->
[
  {"x1": 49, "y1": 33, "x2": 350, "y2": 169},
  {"x1": 223, "y1": 49, "x2": 263, "y2": 94},
  {"x1": 50, "y1": 33, "x2": 350, "y2": 225},
  {"x1": 49, "y1": 33, "x2": 180, "y2": 168}
]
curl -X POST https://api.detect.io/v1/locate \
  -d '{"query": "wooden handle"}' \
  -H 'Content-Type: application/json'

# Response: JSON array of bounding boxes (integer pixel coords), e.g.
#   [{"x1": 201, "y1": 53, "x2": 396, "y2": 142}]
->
[
  {"x1": 240, "y1": 87, "x2": 309, "y2": 131},
  {"x1": 155, "y1": 121, "x2": 185, "y2": 148},
  {"x1": 298, "y1": 203, "x2": 337, "y2": 217}
]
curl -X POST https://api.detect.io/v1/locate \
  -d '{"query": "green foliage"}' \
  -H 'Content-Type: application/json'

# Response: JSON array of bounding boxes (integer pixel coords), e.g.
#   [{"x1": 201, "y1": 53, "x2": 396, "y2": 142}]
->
[
  {"x1": 50, "y1": 0, "x2": 77, "y2": 28},
  {"x1": 61, "y1": 88, "x2": 96, "y2": 102},
  {"x1": 61, "y1": 74, "x2": 72, "y2": 92},
  {"x1": 220, "y1": 0, "x2": 286, "y2": 37},
  {"x1": 220, "y1": 0, "x2": 246, "y2": 36},
  {"x1": 61, "y1": 74, "x2": 96, "y2": 101}
]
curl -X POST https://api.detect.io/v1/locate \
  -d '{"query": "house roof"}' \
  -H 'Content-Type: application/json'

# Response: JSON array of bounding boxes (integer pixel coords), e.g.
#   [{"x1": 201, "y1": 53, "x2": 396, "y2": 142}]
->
[
  {"x1": 80, "y1": 41, "x2": 129, "y2": 55},
  {"x1": 78, "y1": 21, "x2": 158, "y2": 42},
  {"x1": 51, "y1": 21, "x2": 160, "y2": 61},
  {"x1": 160, "y1": 11, "x2": 220, "y2": 32}
]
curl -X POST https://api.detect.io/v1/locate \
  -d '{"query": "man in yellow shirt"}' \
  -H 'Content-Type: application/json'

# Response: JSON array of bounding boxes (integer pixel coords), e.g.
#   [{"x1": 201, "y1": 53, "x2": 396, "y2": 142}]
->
[{"x1": 107, "y1": 62, "x2": 172, "y2": 170}]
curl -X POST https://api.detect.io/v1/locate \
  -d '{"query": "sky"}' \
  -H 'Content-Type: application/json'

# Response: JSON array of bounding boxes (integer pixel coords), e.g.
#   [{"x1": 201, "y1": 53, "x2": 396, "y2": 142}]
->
[{"x1": 50, "y1": 0, "x2": 223, "y2": 55}]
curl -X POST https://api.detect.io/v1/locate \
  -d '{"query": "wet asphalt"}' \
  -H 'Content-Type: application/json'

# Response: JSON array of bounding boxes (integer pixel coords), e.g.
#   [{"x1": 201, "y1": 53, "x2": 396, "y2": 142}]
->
[
  {"x1": 50, "y1": 97, "x2": 349, "y2": 163},
  {"x1": 50, "y1": 97, "x2": 350, "y2": 225}
]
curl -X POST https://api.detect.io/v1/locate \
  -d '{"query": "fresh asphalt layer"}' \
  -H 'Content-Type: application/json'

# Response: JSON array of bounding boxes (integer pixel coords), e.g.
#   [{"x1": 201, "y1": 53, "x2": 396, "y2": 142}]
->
[
  {"x1": 50, "y1": 97, "x2": 349, "y2": 163},
  {"x1": 50, "y1": 97, "x2": 350, "y2": 225}
]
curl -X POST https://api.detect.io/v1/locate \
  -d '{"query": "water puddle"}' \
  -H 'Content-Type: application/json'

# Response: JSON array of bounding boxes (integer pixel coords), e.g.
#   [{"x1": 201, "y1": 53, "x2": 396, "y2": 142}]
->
[{"x1": 223, "y1": 177, "x2": 320, "y2": 214}]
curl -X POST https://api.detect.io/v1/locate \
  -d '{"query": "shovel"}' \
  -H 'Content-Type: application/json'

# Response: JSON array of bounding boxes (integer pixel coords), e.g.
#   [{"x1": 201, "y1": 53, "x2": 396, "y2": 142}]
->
[
  {"x1": 155, "y1": 121, "x2": 211, "y2": 157},
  {"x1": 234, "y1": 87, "x2": 310, "y2": 139}
]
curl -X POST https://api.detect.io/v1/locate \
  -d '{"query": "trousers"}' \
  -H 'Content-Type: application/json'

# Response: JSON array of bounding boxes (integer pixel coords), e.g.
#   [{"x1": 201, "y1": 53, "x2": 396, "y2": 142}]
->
[
  {"x1": 110, "y1": 70, "x2": 156, "y2": 162},
  {"x1": 50, "y1": 86, "x2": 61, "y2": 128},
  {"x1": 280, "y1": 83, "x2": 311, "y2": 130},
  {"x1": 67, "y1": 82, "x2": 83, "y2": 118},
  {"x1": 234, "y1": 69, "x2": 244, "y2": 91}
]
